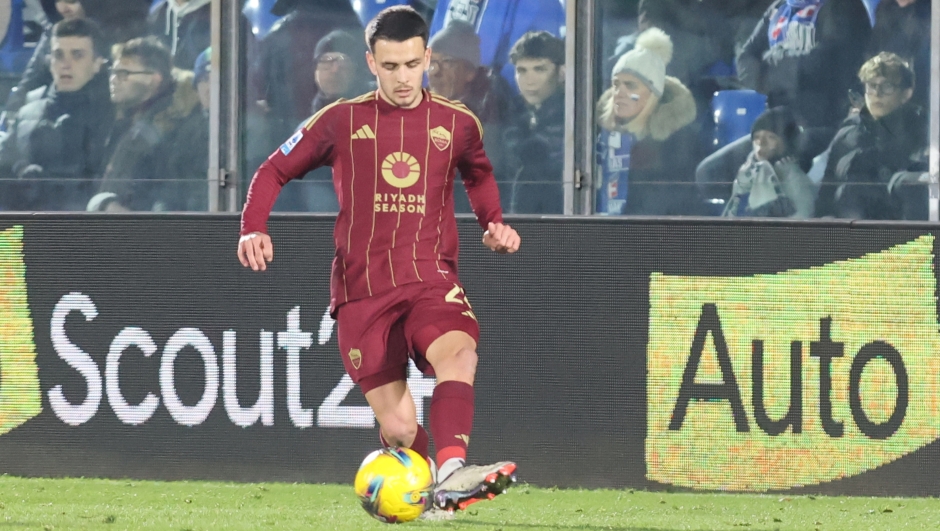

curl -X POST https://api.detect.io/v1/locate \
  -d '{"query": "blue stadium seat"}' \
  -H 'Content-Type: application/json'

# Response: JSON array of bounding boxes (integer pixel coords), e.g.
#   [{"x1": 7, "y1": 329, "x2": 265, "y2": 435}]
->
[
  {"x1": 711, "y1": 89, "x2": 767, "y2": 150},
  {"x1": 241, "y1": 0, "x2": 283, "y2": 39}
]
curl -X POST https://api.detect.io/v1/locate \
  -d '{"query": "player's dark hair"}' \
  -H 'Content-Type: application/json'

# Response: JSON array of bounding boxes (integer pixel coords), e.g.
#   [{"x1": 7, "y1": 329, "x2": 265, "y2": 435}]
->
[
  {"x1": 52, "y1": 17, "x2": 107, "y2": 58},
  {"x1": 112, "y1": 36, "x2": 172, "y2": 83},
  {"x1": 365, "y1": 6, "x2": 429, "y2": 52},
  {"x1": 509, "y1": 31, "x2": 565, "y2": 66}
]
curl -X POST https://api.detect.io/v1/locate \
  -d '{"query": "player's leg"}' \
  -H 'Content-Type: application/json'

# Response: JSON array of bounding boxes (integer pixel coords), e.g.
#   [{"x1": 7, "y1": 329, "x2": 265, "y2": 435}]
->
[
  {"x1": 363, "y1": 378, "x2": 429, "y2": 461},
  {"x1": 405, "y1": 283, "x2": 516, "y2": 512},
  {"x1": 336, "y1": 296, "x2": 430, "y2": 461},
  {"x1": 423, "y1": 331, "x2": 515, "y2": 511}
]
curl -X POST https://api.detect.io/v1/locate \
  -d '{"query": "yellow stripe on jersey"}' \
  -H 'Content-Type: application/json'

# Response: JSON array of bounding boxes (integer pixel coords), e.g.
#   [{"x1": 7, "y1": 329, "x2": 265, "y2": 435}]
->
[
  {"x1": 430, "y1": 94, "x2": 484, "y2": 139},
  {"x1": 303, "y1": 92, "x2": 376, "y2": 131}
]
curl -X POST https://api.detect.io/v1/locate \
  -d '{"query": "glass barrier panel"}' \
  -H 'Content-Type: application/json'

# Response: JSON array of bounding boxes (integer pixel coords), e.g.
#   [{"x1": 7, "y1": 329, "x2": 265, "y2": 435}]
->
[{"x1": 592, "y1": 0, "x2": 931, "y2": 220}]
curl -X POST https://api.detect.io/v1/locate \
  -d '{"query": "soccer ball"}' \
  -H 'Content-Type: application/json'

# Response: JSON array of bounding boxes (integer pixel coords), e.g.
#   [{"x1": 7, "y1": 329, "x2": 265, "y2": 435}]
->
[{"x1": 354, "y1": 447, "x2": 433, "y2": 523}]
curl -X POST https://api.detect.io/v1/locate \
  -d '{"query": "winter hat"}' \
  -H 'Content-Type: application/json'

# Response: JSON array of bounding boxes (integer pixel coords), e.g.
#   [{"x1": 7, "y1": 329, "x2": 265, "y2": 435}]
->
[
  {"x1": 428, "y1": 20, "x2": 481, "y2": 68},
  {"x1": 193, "y1": 47, "x2": 211, "y2": 86},
  {"x1": 611, "y1": 27, "x2": 673, "y2": 97},
  {"x1": 314, "y1": 29, "x2": 365, "y2": 63},
  {"x1": 751, "y1": 106, "x2": 800, "y2": 152}
]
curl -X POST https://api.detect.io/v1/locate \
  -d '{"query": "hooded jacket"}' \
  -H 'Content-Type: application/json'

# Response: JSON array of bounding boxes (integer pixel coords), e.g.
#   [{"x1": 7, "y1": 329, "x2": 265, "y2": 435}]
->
[
  {"x1": 148, "y1": 0, "x2": 212, "y2": 69},
  {"x1": 596, "y1": 75, "x2": 701, "y2": 215},
  {"x1": 92, "y1": 69, "x2": 204, "y2": 211}
]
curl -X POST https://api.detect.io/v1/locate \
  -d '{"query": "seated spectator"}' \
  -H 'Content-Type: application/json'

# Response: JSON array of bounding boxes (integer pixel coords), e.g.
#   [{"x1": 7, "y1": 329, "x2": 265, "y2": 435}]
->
[
  {"x1": 148, "y1": 0, "x2": 210, "y2": 69},
  {"x1": 87, "y1": 37, "x2": 203, "y2": 211},
  {"x1": 502, "y1": 30, "x2": 565, "y2": 214},
  {"x1": 428, "y1": 20, "x2": 513, "y2": 213},
  {"x1": 596, "y1": 28, "x2": 701, "y2": 216},
  {"x1": 697, "y1": 0, "x2": 873, "y2": 204},
  {"x1": 816, "y1": 52, "x2": 928, "y2": 220},
  {"x1": 0, "y1": 18, "x2": 112, "y2": 211},
  {"x1": 310, "y1": 29, "x2": 371, "y2": 113},
  {"x1": 271, "y1": 29, "x2": 372, "y2": 213},
  {"x1": 867, "y1": 0, "x2": 930, "y2": 109},
  {"x1": 6, "y1": 0, "x2": 149, "y2": 118},
  {"x1": 429, "y1": 0, "x2": 566, "y2": 90},
  {"x1": 250, "y1": 0, "x2": 363, "y2": 135},
  {"x1": 161, "y1": 45, "x2": 209, "y2": 211},
  {"x1": 722, "y1": 107, "x2": 815, "y2": 218}
]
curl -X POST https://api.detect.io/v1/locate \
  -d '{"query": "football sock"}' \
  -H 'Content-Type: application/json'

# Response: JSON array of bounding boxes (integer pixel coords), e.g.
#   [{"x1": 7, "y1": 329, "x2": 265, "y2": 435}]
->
[
  {"x1": 379, "y1": 424, "x2": 430, "y2": 462},
  {"x1": 430, "y1": 380, "x2": 474, "y2": 467}
]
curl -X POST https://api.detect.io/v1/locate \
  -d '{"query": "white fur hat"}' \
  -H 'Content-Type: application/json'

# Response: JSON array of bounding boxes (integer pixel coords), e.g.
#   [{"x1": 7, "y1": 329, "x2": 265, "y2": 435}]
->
[{"x1": 611, "y1": 27, "x2": 673, "y2": 96}]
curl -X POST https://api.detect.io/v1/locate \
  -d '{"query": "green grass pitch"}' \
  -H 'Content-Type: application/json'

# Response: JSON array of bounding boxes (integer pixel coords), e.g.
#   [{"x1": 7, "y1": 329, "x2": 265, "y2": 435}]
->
[{"x1": 0, "y1": 476, "x2": 937, "y2": 530}]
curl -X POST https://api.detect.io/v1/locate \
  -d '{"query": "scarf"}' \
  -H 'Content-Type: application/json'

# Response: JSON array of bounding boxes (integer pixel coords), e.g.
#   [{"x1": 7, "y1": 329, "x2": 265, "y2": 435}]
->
[
  {"x1": 768, "y1": 0, "x2": 823, "y2": 48},
  {"x1": 723, "y1": 152, "x2": 797, "y2": 217}
]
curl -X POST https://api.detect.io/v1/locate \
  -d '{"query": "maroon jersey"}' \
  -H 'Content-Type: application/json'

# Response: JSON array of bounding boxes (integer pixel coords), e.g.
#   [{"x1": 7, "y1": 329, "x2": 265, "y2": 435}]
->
[{"x1": 241, "y1": 90, "x2": 504, "y2": 312}]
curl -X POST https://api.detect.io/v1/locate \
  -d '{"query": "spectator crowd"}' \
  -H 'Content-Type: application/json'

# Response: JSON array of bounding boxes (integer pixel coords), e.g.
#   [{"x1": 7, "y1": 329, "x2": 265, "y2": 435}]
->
[{"x1": 0, "y1": 0, "x2": 932, "y2": 221}]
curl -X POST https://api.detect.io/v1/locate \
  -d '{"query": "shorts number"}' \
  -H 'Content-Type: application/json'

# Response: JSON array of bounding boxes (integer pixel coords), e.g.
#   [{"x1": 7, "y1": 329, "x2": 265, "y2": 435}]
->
[{"x1": 445, "y1": 284, "x2": 476, "y2": 321}]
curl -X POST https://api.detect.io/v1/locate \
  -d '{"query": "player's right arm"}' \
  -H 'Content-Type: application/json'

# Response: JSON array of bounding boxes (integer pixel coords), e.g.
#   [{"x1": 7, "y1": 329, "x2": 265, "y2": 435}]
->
[{"x1": 238, "y1": 106, "x2": 339, "y2": 271}]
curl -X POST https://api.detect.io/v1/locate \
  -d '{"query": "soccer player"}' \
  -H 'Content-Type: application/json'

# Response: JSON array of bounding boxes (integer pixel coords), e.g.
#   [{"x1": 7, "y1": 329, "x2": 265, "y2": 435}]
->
[{"x1": 237, "y1": 5, "x2": 521, "y2": 515}]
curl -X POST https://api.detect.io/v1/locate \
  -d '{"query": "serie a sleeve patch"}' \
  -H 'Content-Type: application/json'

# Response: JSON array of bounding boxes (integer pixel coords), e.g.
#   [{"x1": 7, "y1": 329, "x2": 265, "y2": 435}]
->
[{"x1": 280, "y1": 129, "x2": 304, "y2": 156}]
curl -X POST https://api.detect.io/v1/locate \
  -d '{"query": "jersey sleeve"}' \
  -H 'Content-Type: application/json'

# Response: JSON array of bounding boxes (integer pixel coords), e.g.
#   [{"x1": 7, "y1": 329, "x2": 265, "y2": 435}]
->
[
  {"x1": 240, "y1": 108, "x2": 338, "y2": 235},
  {"x1": 456, "y1": 114, "x2": 504, "y2": 229}
]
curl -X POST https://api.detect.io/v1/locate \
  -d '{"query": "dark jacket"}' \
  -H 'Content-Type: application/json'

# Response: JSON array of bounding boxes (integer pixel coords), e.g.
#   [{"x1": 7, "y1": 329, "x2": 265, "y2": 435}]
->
[
  {"x1": 596, "y1": 76, "x2": 702, "y2": 215},
  {"x1": 250, "y1": 0, "x2": 362, "y2": 129},
  {"x1": 817, "y1": 103, "x2": 928, "y2": 219},
  {"x1": 7, "y1": 0, "x2": 150, "y2": 116},
  {"x1": 736, "y1": 0, "x2": 872, "y2": 129},
  {"x1": 868, "y1": 0, "x2": 931, "y2": 109},
  {"x1": 93, "y1": 69, "x2": 204, "y2": 211},
  {"x1": 450, "y1": 68, "x2": 515, "y2": 214},
  {"x1": 0, "y1": 73, "x2": 113, "y2": 210},
  {"x1": 148, "y1": 0, "x2": 211, "y2": 69},
  {"x1": 502, "y1": 89, "x2": 566, "y2": 214}
]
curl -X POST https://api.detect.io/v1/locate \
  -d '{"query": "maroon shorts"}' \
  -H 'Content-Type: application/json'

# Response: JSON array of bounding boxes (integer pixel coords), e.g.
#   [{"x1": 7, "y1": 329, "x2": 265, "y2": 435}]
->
[{"x1": 335, "y1": 281, "x2": 480, "y2": 394}]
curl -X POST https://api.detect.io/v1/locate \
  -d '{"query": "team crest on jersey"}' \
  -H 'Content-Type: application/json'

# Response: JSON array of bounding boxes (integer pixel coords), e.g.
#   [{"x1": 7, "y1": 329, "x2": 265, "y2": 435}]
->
[
  {"x1": 429, "y1": 126, "x2": 452, "y2": 151},
  {"x1": 348, "y1": 349, "x2": 362, "y2": 370},
  {"x1": 280, "y1": 129, "x2": 303, "y2": 155}
]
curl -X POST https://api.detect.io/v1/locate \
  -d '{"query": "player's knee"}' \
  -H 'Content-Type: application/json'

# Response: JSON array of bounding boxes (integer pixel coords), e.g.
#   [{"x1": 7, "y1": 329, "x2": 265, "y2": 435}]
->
[
  {"x1": 454, "y1": 347, "x2": 477, "y2": 376},
  {"x1": 378, "y1": 416, "x2": 418, "y2": 447}
]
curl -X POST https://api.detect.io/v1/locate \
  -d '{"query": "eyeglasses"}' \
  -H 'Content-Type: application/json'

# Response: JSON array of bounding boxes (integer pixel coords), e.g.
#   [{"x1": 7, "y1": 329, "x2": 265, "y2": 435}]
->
[
  {"x1": 429, "y1": 58, "x2": 461, "y2": 72},
  {"x1": 864, "y1": 81, "x2": 900, "y2": 96},
  {"x1": 109, "y1": 68, "x2": 156, "y2": 81},
  {"x1": 316, "y1": 54, "x2": 350, "y2": 70}
]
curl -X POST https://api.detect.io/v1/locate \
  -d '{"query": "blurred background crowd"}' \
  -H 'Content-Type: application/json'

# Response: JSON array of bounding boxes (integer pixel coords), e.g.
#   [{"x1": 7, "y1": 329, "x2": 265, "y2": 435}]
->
[{"x1": 0, "y1": 0, "x2": 932, "y2": 219}]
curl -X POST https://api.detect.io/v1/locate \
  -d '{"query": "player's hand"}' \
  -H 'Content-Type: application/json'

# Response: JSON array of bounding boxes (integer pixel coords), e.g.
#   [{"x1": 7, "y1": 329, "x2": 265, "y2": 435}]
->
[
  {"x1": 237, "y1": 232, "x2": 274, "y2": 271},
  {"x1": 482, "y1": 222, "x2": 520, "y2": 254}
]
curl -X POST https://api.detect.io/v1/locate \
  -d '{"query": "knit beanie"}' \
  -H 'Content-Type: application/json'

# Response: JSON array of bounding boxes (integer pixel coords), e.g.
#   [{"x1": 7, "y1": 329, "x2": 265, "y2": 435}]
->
[
  {"x1": 751, "y1": 106, "x2": 800, "y2": 152},
  {"x1": 611, "y1": 27, "x2": 673, "y2": 97},
  {"x1": 428, "y1": 20, "x2": 481, "y2": 68},
  {"x1": 314, "y1": 30, "x2": 365, "y2": 63}
]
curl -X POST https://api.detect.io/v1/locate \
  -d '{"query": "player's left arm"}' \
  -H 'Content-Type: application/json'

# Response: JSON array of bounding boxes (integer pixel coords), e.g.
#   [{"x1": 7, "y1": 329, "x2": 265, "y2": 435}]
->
[{"x1": 456, "y1": 117, "x2": 520, "y2": 254}]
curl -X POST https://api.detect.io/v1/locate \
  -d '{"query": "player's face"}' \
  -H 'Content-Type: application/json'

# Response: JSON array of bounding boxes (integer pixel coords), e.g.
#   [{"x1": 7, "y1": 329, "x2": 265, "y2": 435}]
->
[
  {"x1": 514, "y1": 57, "x2": 562, "y2": 108},
  {"x1": 50, "y1": 36, "x2": 102, "y2": 93},
  {"x1": 367, "y1": 36, "x2": 430, "y2": 109},
  {"x1": 611, "y1": 72, "x2": 652, "y2": 122}
]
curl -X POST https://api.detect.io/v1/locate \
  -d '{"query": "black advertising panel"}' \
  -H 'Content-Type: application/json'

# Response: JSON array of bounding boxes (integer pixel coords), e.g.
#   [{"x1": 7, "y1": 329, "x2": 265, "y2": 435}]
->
[{"x1": 0, "y1": 215, "x2": 937, "y2": 496}]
